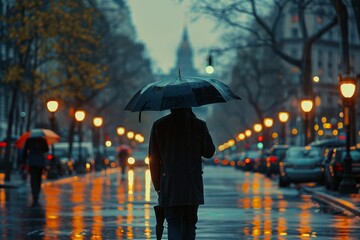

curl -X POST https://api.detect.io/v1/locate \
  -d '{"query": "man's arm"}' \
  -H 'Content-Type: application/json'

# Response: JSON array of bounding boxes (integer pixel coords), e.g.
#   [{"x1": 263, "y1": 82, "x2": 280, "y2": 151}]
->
[{"x1": 148, "y1": 123, "x2": 161, "y2": 191}]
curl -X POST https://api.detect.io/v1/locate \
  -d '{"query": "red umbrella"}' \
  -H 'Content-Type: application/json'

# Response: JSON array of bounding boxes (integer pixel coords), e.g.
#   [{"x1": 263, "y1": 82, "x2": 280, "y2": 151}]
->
[
  {"x1": 116, "y1": 144, "x2": 132, "y2": 154},
  {"x1": 15, "y1": 128, "x2": 60, "y2": 148}
]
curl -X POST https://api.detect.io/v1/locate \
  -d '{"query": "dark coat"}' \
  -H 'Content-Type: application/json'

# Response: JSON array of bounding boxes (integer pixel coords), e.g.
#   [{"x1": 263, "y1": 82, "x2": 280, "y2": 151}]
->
[
  {"x1": 22, "y1": 137, "x2": 49, "y2": 168},
  {"x1": 149, "y1": 108, "x2": 215, "y2": 207}
]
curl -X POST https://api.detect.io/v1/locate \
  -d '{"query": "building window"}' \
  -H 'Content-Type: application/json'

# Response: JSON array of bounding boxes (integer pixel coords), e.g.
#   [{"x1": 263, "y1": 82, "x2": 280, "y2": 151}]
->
[
  {"x1": 292, "y1": 15, "x2": 299, "y2": 23},
  {"x1": 317, "y1": 16, "x2": 323, "y2": 25},
  {"x1": 291, "y1": 28, "x2": 298, "y2": 37},
  {"x1": 328, "y1": 30, "x2": 333, "y2": 40},
  {"x1": 291, "y1": 48, "x2": 298, "y2": 58}
]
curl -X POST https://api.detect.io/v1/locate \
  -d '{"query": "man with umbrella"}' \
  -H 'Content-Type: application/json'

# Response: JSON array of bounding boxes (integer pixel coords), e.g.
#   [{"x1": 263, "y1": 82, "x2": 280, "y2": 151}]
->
[
  {"x1": 125, "y1": 72, "x2": 240, "y2": 239},
  {"x1": 148, "y1": 107, "x2": 215, "y2": 240}
]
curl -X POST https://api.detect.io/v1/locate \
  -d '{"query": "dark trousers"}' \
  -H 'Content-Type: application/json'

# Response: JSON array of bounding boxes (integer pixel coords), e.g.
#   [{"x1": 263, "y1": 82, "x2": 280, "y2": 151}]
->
[
  {"x1": 29, "y1": 167, "x2": 43, "y2": 203},
  {"x1": 164, "y1": 205, "x2": 199, "y2": 240}
]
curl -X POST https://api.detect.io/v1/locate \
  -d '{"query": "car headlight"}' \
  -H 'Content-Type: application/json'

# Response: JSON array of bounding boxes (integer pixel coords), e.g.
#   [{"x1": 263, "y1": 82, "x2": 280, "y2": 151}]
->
[
  {"x1": 127, "y1": 157, "x2": 135, "y2": 165},
  {"x1": 144, "y1": 157, "x2": 149, "y2": 165}
]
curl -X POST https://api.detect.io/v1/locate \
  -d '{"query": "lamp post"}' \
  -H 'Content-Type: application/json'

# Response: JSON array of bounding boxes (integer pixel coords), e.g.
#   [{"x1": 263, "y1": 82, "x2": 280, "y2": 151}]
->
[
  {"x1": 205, "y1": 51, "x2": 214, "y2": 75},
  {"x1": 278, "y1": 111, "x2": 290, "y2": 145},
  {"x1": 46, "y1": 100, "x2": 59, "y2": 179},
  {"x1": 117, "y1": 126, "x2": 125, "y2": 144},
  {"x1": 127, "y1": 131, "x2": 135, "y2": 147},
  {"x1": 75, "y1": 110, "x2": 86, "y2": 174},
  {"x1": 263, "y1": 118, "x2": 274, "y2": 149},
  {"x1": 301, "y1": 98, "x2": 314, "y2": 145},
  {"x1": 338, "y1": 74, "x2": 358, "y2": 194},
  {"x1": 93, "y1": 117, "x2": 103, "y2": 171}
]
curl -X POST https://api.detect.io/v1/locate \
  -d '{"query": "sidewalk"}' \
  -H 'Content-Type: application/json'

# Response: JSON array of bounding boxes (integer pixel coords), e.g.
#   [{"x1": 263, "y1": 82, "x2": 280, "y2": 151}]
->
[
  {"x1": 303, "y1": 186, "x2": 360, "y2": 217},
  {"x1": 0, "y1": 168, "x2": 119, "y2": 189}
]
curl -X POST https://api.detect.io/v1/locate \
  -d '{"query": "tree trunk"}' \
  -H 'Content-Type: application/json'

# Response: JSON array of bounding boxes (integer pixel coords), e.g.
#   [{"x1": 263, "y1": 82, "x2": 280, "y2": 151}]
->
[
  {"x1": 4, "y1": 87, "x2": 19, "y2": 181},
  {"x1": 351, "y1": 0, "x2": 360, "y2": 37}
]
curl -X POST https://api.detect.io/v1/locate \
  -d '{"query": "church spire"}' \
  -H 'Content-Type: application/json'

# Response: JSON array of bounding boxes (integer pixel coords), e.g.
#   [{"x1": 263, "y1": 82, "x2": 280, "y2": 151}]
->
[{"x1": 171, "y1": 26, "x2": 198, "y2": 76}]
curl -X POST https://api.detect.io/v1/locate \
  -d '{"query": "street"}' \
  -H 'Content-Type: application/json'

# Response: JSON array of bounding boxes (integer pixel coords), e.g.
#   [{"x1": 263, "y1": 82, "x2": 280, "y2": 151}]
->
[{"x1": 1, "y1": 166, "x2": 360, "y2": 239}]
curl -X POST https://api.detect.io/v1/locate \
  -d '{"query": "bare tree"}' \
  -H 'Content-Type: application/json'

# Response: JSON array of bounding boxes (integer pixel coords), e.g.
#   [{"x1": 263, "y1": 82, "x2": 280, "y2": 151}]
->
[{"x1": 193, "y1": 0, "x2": 338, "y2": 143}]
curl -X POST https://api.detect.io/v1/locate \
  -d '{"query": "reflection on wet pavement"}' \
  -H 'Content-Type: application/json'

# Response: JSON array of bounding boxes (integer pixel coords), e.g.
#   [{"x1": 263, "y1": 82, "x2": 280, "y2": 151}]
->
[{"x1": 1, "y1": 167, "x2": 360, "y2": 239}]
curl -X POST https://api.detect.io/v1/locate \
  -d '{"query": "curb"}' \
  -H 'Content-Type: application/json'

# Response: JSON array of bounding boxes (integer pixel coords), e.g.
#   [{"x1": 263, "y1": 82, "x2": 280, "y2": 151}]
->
[{"x1": 303, "y1": 187, "x2": 360, "y2": 217}]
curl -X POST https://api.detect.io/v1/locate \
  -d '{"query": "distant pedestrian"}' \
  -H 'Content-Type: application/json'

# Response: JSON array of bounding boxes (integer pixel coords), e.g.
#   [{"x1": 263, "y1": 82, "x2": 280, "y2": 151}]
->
[
  {"x1": 117, "y1": 145, "x2": 132, "y2": 178},
  {"x1": 149, "y1": 107, "x2": 215, "y2": 240},
  {"x1": 22, "y1": 137, "x2": 49, "y2": 206}
]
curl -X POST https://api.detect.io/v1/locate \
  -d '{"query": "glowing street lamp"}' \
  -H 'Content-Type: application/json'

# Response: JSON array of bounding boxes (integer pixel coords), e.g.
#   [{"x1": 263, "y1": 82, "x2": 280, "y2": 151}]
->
[
  {"x1": 338, "y1": 74, "x2": 358, "y2": 194},
  {"x1": 253, "y1": 123, "x2": 262, "y2": 133},
  {"x1": 46, "y1": 100, "x2": 59, "y2": 179},
  {"x1": 278, "y1": 111, "x2": 289, "y2": 145},
  {"x1": 75, "y1": 110, "x2": 86, "y2": 174},
  {"x1": 93, "y1": 117, "x2": 103, "y2": 171},
  {"x1": 263, "y1": 118, "x2": 274, "y2": 148},
  {"x1": 205, "y1": 53, "x2": 214, "y2": 74},
  {"x1": 301, "y1": 98, "x2": 314, "y2": 145}
]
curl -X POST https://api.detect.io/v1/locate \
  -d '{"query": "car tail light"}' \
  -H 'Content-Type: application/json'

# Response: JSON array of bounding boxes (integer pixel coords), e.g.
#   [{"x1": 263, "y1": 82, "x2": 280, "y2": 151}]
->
[
  {"x1": 334, "y1": 163, "x2": 344, "y2": 172},
  {"x1": 268, "y1": 156, "x2": 277, "y2": 163},
  {"x1": 244, "y1": 158, "x2": 251, "y2": 164},
  {"x1": 47, "y1": 154, "x2": 53, "y2": 160}
]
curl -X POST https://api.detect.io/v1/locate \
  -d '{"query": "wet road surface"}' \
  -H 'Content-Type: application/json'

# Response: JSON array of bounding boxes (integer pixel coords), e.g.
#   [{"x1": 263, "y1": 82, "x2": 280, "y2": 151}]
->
[{"x1": 1, "y1": 166, "x2": 360, "y2": 239}]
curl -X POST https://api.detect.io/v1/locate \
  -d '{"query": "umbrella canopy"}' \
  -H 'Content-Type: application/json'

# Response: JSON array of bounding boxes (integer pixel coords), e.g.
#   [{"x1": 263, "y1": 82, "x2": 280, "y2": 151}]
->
[
  {"x1": 15, "y1": 128, "x2": 60, "y2": 148},
  {"x1": 125, "y1": 74, "x2": 241, "y2": 112}
]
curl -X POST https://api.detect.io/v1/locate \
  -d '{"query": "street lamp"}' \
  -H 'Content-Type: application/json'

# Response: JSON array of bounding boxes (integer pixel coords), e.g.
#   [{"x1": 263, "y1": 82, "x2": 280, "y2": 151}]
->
[
  {"x1": 338, "y1": 74, "x2": 358, "y2": 194},
  {"x1": 253, "y1": 123, "x2": 262, "y2": 133},
  {"x1": 300, "y1": 98, "x2": 314, "y2": 145},
  {"x1": 93, "y1": 117, "x2": 103, "y2": 171},
  {"x1": 263, "y1": 118, "x2": 274, "y2": 148},
  {"x1": 117, "y1": 126, "x2": 125, "y2": 144},
  {"x1": 205, "y1": 52, "x2": 214, "y2": 75},
  {"x1": 75, "y1": 110, "x2": 86, "y2": 174},
  {"x1": 278, "y1": 111, "x2": 289, "y2": 145},
  {"x1": 46, "y1": 100, "x2": 59, "y2": 179}
]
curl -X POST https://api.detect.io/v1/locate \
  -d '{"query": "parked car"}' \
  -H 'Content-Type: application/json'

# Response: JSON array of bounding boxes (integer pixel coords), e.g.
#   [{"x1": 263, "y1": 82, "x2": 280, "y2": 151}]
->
[
  {"x1": 263, "y1": 145, "x2": 289, "y2": 176},
  {"x1": 323, "y1": 147, "x2": 360, "y2": 190},
  {"x1": 54, "y1": 142, "x2": 95, "y2": 173},
  {"x1": 127, "y1": 149, "x2": 149, "y2": 168},
  {"x1": 235, "y1": 150, "x2": 261, "y2": 171},
  {"x1": 279, "y1": 146, "x2": 324, "y2": 187}
]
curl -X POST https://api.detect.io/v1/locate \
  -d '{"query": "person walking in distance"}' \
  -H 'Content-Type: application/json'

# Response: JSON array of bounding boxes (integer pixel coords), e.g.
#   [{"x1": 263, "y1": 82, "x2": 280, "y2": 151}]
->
[
  {"x1": 149, "y1": 107, "x2": 215, "y2": 240},
  {"x1": 117, "y1": 145, "x2": 131, "y2": 178},
  {"x1": 22, "y1": 137, "x2": 49, "y2": 206}
]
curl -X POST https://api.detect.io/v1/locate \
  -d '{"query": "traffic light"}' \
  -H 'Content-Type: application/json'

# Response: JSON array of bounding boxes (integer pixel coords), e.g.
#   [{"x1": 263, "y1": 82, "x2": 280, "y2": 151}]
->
[{"x1": 257, "y1": 135, "x2": 264, "y2": 149}]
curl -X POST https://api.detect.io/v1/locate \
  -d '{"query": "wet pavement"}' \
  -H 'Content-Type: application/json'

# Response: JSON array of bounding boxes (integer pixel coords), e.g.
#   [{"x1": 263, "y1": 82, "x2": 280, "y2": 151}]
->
[{"x1": 1, "y1": 166, "x2": 360, "y2": 239}]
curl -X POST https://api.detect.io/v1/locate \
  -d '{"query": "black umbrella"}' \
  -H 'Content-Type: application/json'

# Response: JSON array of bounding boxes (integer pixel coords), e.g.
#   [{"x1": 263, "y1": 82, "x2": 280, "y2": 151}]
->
[
  {"x1": 154, "y1": 205, "x2": 165, "y2": 240},
  {"x1": 125, "y1": 72, "x2": 241, "y2": 117}
]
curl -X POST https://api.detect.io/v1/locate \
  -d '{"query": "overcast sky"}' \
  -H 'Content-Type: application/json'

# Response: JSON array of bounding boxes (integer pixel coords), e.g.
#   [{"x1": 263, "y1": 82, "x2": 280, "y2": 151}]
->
[{"x1": 126, "y1": 0, "x2": 222, "y2": 75}]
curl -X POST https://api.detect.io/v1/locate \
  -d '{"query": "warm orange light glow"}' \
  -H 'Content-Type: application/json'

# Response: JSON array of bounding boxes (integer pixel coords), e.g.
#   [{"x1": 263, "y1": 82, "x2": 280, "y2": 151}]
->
[
  {"x1": 127, "y1": 131, "x2": 135, "y2": 140},
  {"x1": 75, "y1": 110, "x2": 86, "y2": 122},
  {"x1": 253, "y1": 124, "x2": 262, "y2": 133},
  {"x1": 278, "y1": 112, "x2": 289, "y2": 123},
  {"x1": 264, "y1": 118, "x2": 274, "y2": 128},
  {"x1": 245, "y1": 130, "x2": 252, "y2": 137},
  {"x1": 301, "y1": 99, "x2": 313, "y2": 113},
  {"x1": 46, "y1": 100, "x2": 59, "y2": 113},
  {"x1": 117, "y1": 127, "x2": 125, "y2": 136},
  {"x1": 93, "y1": 117, "x2": 103, "y2": 127}
]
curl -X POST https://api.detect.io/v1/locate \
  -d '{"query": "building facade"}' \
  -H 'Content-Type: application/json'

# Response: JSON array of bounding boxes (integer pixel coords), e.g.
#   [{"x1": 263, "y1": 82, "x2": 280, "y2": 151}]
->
[{"x1": 278, "y1": 4, "x2": 360, "y2": 143}]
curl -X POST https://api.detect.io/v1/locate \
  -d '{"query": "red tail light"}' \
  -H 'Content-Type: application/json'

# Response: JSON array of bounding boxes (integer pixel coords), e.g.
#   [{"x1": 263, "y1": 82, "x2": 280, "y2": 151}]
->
[
  {"x1": 269, "y1": 156, "x2": 277, "y2": 162},
  {"x1": 334, "y1": 163, "x2": 344, "y2": 172},
  {"x1": 47, "y1": 154, "x2": 53, "y2": 160}
]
